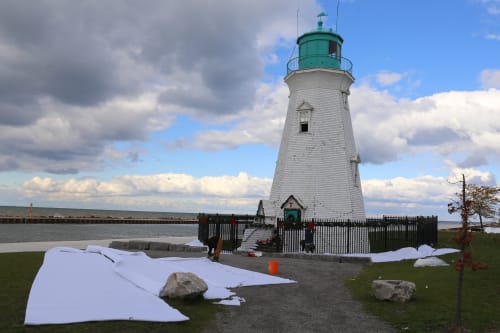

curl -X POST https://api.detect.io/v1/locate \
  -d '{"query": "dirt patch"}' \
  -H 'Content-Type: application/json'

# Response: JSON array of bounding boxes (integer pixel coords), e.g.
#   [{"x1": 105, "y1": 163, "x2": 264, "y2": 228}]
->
[
  {"x1": 148, "y1": 251, "x2": 394, "y2": 332},
  {"x1": 203, "y1": 254, "x2": 394, "y2": 333}
]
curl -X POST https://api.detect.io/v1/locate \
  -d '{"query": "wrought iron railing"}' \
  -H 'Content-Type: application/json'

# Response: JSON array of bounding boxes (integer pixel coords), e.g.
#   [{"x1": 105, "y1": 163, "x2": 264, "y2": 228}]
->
[
  {"x1": 286, "y1": 55, "x2": 353, "y2": 74},
  {"x1": 276, "y1": 216, "x2": 438, "y2": 254},
  {"x1": 198, "y1": 214, "x2": 438, "y2": 254}
]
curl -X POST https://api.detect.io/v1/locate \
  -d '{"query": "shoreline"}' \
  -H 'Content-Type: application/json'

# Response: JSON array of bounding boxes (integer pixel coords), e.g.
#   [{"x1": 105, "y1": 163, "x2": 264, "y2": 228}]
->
[{"x1": 0, "y1": 236, "x2": 197, "y2": 253}]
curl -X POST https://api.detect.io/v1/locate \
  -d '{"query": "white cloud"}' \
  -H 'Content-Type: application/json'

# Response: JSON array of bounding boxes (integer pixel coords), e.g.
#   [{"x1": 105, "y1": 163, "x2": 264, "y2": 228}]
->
[
  {"x1": 172, "y1": 81, "x2": 289, "y2": 151},
  {"x1": 0, "y1": 1, "x2": 312, "y2": 173},
  {"x1": 487, "y1": 5, "x2": 500, "y2": 14},
  {"x1": 19, "y1": 166, "x2": 496, "y2": 218},
  {"x1": 350, "y1": 86, "x2": 500, "y2": 165},
  {"x1": 480, "y1": 69, "x2": 500, "y2": 88},
  {"x1": 358, "y1": 71, "x2": 418, "y2": 91},
  {"x1": 362, "y1": 175, "x2": 453, "y2": 204},
  {"x1": 0, "y1": 92, "x2": 175, "y2": 173},
  {"x1": 375, "y1": 71, "x2": 404, "y2": 86},
  {"x1": 486, "y1": 33, "x2": 500, "y2": 40},
  {"x1": 22, "y1": 172, "x2": 272, "y2": 200},
  {"x1": 361, "y1": 167, "x2": 498, "y2": 218},
  {"x1": 20, "y1": 172, "x2": 272, "y2": 214},
  {"x1": 180, "y1": 80, "x2": 500, "y2": 169},
  {"x1": 445, "y1": 162, "x2": 497, "y2": 186}
]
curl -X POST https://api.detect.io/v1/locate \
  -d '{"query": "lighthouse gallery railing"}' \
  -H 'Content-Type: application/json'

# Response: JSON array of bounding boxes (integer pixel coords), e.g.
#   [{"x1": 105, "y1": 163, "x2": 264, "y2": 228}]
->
[{"x1": 287, "y1": 55, "x2": 353, "y2": 74}]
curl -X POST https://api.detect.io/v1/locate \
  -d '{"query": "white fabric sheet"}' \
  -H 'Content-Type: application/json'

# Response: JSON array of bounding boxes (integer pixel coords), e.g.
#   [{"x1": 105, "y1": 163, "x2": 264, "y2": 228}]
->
[
  {"x1": 25, "y1": 247, "x2": 188, "y2": 325},
  {"x1": 485, "y1": 227, "x2": 500, "y2": 234},
  {"x1": 213, "y1": 296, "x2": 245, "y2": 306},
  {"x1": 414, "y1": 256, "x2": 449, "y2": 267},
  {"x1": 25, "y1": 246, "x2": 295, "y2": 325},
  {"x1": 343, "y1": 245, "x2": 459, "y2": 263}
]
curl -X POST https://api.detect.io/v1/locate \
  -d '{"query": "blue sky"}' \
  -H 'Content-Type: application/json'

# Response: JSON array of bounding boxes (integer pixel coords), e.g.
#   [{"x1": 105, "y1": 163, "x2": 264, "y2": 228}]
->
[{"x1": 0, "y1": 0, "x2": 498, "y2": 220}]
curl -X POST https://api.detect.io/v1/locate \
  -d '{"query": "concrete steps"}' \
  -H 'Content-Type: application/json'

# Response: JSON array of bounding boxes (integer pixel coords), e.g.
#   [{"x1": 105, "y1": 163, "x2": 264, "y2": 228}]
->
[{"x1": 237, "y1": 228, "x2": 275, "y2": 252}]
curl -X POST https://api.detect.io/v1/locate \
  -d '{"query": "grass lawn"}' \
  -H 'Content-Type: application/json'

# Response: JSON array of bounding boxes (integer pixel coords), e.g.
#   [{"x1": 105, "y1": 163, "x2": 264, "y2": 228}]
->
[
  {"x1": 346, "y1": 231, "x2": 500, "y2": 332},
  {"x1": 0, "y1": 252, "x2": 220, "y2": 333}
]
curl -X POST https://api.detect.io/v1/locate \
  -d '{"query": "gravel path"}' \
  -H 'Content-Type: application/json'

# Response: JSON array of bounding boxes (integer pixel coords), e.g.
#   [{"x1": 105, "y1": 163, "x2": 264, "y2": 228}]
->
[{"x1": 149, "y1": 251, "x2": 395, "y2": 333}]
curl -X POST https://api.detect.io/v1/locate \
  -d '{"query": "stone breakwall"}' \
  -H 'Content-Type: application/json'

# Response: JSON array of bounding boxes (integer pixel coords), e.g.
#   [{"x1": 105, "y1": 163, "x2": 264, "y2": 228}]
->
[
  {"x1": 0, "y1": 217, "x2": 198, "y2": 224},
  {"x1": 109, "y1": 240, "x2": 206, "y2": 252}
]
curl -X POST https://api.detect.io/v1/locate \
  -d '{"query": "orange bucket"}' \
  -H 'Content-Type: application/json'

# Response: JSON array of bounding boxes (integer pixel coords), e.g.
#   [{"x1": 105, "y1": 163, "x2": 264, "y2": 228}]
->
[{"x1": 268, "y1": 260, "x2": 279, "y2": 275}]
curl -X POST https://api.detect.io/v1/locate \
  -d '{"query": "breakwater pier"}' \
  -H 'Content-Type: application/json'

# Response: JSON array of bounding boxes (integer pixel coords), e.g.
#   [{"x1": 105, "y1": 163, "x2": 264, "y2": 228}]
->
[{"x1": 0, "y1": 216, "x2": 198, "y2": 224}]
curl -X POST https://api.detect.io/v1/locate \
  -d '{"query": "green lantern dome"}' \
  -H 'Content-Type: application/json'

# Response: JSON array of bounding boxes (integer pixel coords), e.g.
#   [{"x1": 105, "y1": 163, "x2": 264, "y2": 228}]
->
[{"x1": 287, "y1": 14, "x2": 352, "y2": 74}]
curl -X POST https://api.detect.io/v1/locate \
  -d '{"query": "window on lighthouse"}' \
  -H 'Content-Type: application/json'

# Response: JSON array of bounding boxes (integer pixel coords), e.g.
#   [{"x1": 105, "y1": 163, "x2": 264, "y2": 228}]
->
[
  {"x1": 299, "y1": 110, "x2": 310, "y2": 132},
  {"x1": 328, "y1": 41, "x2": 340, "y2": 59},
  {"x1": 342, "y1": 92, "x2": 349, "y2": 109}
]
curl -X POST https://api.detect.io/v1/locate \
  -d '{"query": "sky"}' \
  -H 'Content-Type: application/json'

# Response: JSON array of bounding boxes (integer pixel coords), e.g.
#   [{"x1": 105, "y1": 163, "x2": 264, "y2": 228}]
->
[{"x1": 0, "y1": 0, "x2": 499, "y2": 220}]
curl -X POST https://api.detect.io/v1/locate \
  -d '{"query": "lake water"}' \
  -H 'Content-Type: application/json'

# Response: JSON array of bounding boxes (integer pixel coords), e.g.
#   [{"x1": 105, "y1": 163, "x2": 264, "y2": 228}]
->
[
  {"x1": 0, "y1": 205, "x2": 196, "y2": 219},
  {"x1": 0, "y1": 223, "x2": 198, "y2": 243},
  {"x1": 0, "y1": 206, "x2": 199, "y2": 243}
]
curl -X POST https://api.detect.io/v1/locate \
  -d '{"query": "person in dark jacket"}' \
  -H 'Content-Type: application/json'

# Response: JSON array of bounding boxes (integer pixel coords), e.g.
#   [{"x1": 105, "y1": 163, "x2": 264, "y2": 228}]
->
[
  {"x1": 204, "y1": 235, "x2": 220, "y2": 257},
  {"x1": 304, "y1": 226, "x2": 315, "y2": 253}
]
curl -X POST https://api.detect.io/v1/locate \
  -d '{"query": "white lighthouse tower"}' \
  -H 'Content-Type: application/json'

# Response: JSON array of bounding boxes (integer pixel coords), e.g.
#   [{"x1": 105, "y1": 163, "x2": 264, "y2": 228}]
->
[{"x1": 258, "y1": 15, "x2": 365, "y2": 223}]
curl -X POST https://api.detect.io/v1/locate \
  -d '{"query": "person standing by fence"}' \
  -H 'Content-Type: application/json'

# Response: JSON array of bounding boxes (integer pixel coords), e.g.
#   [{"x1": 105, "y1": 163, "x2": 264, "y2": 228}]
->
[
  {"x1": 204, "y1": 235, "x2": 220, "y2": 258},
  {"x1": 304, "y1": 223, "x2": 315, "y2": 253}
]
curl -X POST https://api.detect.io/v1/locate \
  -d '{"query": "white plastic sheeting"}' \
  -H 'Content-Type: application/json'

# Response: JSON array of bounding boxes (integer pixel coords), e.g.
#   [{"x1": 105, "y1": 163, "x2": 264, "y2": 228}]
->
[
  {"x1": 413, "y1": 256, "x2": 449, "y2": 267},
  {"x1": 342, "y1": 245, "x2": 459, "y2": 263},
  {"x1": 485, "y1": 227, "x2": 500, "y2": 234},
  {"x1": 25, "y1": 246, "x2": 295, "y2": 325}
]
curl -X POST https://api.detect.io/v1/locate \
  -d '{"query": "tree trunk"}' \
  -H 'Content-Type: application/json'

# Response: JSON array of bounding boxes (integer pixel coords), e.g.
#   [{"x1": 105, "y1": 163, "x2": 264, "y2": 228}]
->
[
  {"x1": 453, "y1": 260, "x2": 464, "y2": 332},
  {"x1": 453, "y1": 174, "x2": 467, "y2": 332}
]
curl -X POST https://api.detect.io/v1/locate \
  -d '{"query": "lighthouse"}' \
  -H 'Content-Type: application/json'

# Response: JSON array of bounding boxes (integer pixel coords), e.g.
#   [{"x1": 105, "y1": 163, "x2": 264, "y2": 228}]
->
[{"x1": 258, "y1": 15, "x2": 365, "y2": 223}]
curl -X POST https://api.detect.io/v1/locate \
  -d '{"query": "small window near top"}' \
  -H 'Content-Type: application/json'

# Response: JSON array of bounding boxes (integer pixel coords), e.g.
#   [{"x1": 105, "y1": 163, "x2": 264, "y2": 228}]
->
[
  {"x1": 328, "y1": 41, "x2": 337, "y2": 56},
  {"x1": 329, "y1": 41, "x2": 341, "y2": 59},
  {"x1": 299, "y1": 110, "x2": 310, "y2": 133}
]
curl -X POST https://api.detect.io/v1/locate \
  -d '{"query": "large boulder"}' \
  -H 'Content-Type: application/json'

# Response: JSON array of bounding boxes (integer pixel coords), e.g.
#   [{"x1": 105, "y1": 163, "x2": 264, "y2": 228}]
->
[
  {"x1": 372, "y1": 280, "x2": 416, "y2": 303},
  {"x1": 160, "y1": 272, "x2": 208, "y2": 299}
]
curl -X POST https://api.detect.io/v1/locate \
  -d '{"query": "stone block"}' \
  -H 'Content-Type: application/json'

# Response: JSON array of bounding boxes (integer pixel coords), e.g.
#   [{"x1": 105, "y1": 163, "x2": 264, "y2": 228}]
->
[
  {"x1": 187, "y1": 246, "x2": 206, "y2": 252},
  {"x1": 149, "y1": 242, "x2": 170, "y2": 251},
  {"x1": 108, "y1": 241, "x2": 128, "y2": 249},
  {"x1": 372, "y1": 280, "x2": 416, "y2": 303},
  {"x1": 127, "y1": 240, "x2": 150, "y2": 250}
]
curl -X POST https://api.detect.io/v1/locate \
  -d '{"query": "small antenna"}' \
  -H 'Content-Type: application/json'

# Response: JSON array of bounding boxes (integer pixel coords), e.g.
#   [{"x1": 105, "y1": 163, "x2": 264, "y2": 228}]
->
[
  {"x1": 296, "y1": 5, "x2": 299, "y2": 39},
  {"x1": 335, "y1": 0, "x2": 340, "y2": 32},
  {"x1": 288, "y1": 3, "x2": 299, "y2": 61}
]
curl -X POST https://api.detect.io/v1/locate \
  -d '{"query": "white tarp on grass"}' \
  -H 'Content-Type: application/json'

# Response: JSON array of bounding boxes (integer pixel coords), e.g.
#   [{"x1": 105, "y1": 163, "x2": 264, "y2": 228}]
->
[
  {"x1": 413, "y1": 256, "x2": 449, "y2": 267},
  {"x1": 485, "y1": 227, "x2": 500, "y2": 234},
  {"x1": 342, "y1": 244, "x2": 459, "y2": 263},
  {"x1": 25, "y1": 246, "x2": 295, "y2": 325}
]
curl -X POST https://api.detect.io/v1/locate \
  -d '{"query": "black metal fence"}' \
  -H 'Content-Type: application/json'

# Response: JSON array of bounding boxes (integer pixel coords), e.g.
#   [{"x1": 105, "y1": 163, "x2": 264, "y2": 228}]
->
[
  {"x1": 197, "y1": 213, "x2": 255, "y2": 250},
  {"x1": 277, "y1": 216, "x2": 438, "y2": 254},
  {"x1": 198, "y1": 214, "x2": 438, "y2": 254}
]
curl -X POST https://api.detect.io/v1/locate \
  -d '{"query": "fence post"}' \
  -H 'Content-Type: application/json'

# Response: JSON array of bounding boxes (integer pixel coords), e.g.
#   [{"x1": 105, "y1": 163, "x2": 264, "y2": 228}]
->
[
  {"x1": 215, "y1": 214, "x2": 221, "y2": 238},
  {"x1": 405, "y1": 216, "x2": 409, "y2": 242},
  {"x1": 197, "y1": 213, "x2": 209, "y2": 242},
  {"x1": 346, "y1": 219, "x2": 350, "y2": 253},
  {"x1": 384, "y1": 222, "x2": 388, "y2": 251},
  {"x1": 433, "y1": 216, "x2": 438, "y2": 246},
  {"x1": 277, "y1": 219, "x2": 283, "y2": 252},
  {"x1": 230, "y1": 215, "x2": 236, "y2": 251}
]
